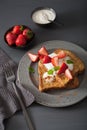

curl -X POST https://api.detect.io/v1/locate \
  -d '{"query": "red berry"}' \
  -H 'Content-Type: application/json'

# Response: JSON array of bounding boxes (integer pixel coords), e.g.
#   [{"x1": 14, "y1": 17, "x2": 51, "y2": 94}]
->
[
  {"x1": 51, "y1": 56, "x2": 59, "y2": 66},
  {"x1": 58, "y1": 51, "x2": 66, "y2": 59},
  {"x1": 28, "y1": 52, "x2": 39, "y2": 62},
  {"x1": 38, "y1": 54, "x2": 45, "y2": 60},
  {"x1": 42, "y1": 55, "x2": 51, "y2": 63},
  {"x1": 58, "y1": 62, "x2": 68, "y2": 74},
  {"x1": 12, "y1": 25, "x2": 24, "y2": 35},
  {"x1": 65, "y1": 69, "x2": 73, "y2": 79},
  {"x1": 6, "y1": 32, "x2": 17, "y2": 46},
  {"x1": 15, "y1": 34, "x2": 26, "y2": 46},
  {"x1": 23, "y1": 28, "x2": 33, "y2": 40},
  {"x1": 38, "y1": 46, "x2": 48, "y2": 56}
]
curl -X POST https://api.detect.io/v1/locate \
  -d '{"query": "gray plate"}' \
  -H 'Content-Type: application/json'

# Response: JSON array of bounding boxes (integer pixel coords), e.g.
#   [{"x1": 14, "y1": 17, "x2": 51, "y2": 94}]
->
[{"x1": 17, "y1": 40, "x2": 87, "y2": 107}]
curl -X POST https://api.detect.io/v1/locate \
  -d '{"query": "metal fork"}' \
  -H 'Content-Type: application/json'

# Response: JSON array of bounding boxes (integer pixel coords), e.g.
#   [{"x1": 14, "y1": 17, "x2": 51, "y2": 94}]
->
[{"x1": 3, "y1": 63, "x2": 35, "y2": 130}]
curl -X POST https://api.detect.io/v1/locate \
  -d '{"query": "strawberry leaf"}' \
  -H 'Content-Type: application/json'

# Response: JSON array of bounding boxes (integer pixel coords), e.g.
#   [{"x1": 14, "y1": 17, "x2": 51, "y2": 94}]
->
[
  {"x1": 66, "y1": 60, "x2": 73, "y2": 64},
  {"x1": 48, "y1": 66, "x2": 60, "y2": 75},
  {"x1": 48, "y1": 69, "x2": 54, "y2": 75},
  {"x1": 20, "y1": 25, "x2": 25, "y2": 31},
  {"x1": 29, "y1": 66, "x2": 35, "y2": 73},
  {"x1": 27, "y1": 31, "x2": 33, "y2": 38},
  {"x1": 54, "y1": 66, "x2": 60, "y2": 71}
]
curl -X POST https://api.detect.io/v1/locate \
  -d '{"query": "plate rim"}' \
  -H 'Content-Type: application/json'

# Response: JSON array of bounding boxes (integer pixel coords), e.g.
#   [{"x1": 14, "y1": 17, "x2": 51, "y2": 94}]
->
[{"x1": 17, "y1": 40, "x2": 87, "y2": 107}]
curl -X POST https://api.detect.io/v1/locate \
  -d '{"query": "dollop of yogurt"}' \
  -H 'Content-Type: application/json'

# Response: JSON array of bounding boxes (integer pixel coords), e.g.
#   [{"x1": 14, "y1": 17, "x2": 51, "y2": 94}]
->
[
  {"x1": 32, "y1": 8, "x2": 56, "y2": 24},
  {"x1": 43, "y1": 71, "x2": 56, "y2": 83},
  {"x1": 44, "y1": 63, "x2": 54, "y2": 70},
  {"x1": 42, "y1": 52, "x2": 74, "y2": 83}
]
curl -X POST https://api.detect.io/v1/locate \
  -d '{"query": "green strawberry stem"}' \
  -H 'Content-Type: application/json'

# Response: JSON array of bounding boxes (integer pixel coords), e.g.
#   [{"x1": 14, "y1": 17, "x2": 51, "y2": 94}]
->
[
  {"x1": 20, "y1": 25, "x2": 25, "y2": 31},
  {"x1": 27, "y1": 31, "x2": 33, "y2": 38}
]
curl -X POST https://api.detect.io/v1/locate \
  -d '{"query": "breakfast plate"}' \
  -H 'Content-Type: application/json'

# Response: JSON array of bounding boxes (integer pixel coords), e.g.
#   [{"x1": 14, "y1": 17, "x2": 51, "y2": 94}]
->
[{"x1": 17, "y1": 40, "x2": 87, "y2": 107}]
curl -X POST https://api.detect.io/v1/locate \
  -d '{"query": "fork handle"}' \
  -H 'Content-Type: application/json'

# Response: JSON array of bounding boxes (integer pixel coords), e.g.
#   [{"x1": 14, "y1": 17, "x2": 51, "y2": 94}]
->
[{"x1": 12, "y1": 82, "x2": 35, "y2": 130}]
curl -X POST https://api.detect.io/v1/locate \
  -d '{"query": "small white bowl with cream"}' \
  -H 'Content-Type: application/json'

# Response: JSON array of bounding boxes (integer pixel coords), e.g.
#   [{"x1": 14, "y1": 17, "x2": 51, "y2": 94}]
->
[{"x1": 31, "y1": 7, "x2": 56, "y2": 25}]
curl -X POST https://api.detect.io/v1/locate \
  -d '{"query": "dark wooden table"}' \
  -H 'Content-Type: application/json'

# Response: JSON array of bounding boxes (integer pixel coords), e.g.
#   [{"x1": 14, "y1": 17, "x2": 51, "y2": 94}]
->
[{"x1": 0, "y1": 0, "x2": 87, "y2": 130}]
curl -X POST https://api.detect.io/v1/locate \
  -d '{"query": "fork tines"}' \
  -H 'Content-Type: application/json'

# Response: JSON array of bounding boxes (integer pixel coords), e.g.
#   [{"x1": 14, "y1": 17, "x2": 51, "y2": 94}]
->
[{"x1": 2, "y1": 63, "x2": 13, "y2": 76}]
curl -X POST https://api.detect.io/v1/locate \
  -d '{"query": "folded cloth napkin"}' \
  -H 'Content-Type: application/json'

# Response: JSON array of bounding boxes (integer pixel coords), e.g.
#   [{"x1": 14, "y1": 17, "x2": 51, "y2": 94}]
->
[{"x1": 0, "y1": 48, "x2": 35, "y2": 130}]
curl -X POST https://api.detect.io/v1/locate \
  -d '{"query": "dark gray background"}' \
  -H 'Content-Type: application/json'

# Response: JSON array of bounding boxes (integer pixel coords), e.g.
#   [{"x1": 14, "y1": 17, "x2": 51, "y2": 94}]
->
[{"x1": 0, "y1": 0, "x2": 87, "y2": 130}]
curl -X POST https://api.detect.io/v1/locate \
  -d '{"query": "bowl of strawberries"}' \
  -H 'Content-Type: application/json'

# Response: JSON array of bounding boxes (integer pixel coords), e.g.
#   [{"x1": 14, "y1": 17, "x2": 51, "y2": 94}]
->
[{"x1": 4, "y1": 25, "x2": 35, "y2": 49}]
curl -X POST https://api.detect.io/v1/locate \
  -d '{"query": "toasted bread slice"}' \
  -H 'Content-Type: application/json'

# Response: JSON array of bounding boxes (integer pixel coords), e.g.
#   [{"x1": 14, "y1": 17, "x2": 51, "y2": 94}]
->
[
  {"x1": 54, "y1": 49, "x2": 85, "y2": 76},
  {"x1": 38, "y1": 49, "x2": 85, "y2": 92}
]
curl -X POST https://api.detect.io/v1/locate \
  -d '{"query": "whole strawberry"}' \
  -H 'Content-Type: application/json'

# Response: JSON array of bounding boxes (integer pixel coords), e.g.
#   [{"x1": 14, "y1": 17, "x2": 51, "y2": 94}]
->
[
  {"x1": 23, "y1": 28, "x2": 33, "y2": 40},
  {"x1": 16, "y1": 34, "x2": 26, "y2": 46},
  {"x1": 12, "y1": 25, "x2": 24, "y2": 35},
  {"x1": 6, "y1": 32, "x2": 17, "y2": 46}
]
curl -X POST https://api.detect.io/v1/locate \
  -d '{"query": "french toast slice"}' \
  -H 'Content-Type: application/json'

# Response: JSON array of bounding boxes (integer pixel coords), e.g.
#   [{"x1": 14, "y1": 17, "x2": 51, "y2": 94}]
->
[
  {"x1": 38, "y1": 49, "x2": 85, "y2": 92},
  {"x1": 54, "y1": 49, "x2": 85, "y2": 76}
]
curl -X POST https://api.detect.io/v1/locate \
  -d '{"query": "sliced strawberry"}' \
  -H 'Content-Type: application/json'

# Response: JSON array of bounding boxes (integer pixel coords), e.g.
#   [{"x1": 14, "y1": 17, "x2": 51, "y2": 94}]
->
[
  {"x1": 42, "y1": 55, "x2": 51, "y2": 63},
  {"x1": 28, "y1": 52, "x2": 39, "y2": 62},
  {"x1": 38, "y1": 46, "x2": 48, "y2": 56},
  {"x1": 38, "y1": 54, "x2": 45, "y2": 60},
  {"x1": 58, "y1": 62, "x2": 68, "y2": 74},
  {"x1": 65, "y1": 69, "x2": 73, "y2": 79},
  {"x1": 51, "y1": 56, "x2": 59, "y2": 66},
  {"x1": 58, "y1": 50, "x2": 66, "y2": 59}
]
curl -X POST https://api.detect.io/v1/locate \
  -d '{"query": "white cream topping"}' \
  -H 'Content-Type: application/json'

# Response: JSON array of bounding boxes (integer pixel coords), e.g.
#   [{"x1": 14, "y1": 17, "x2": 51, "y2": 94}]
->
[
  {"x1": 58, "y1": 58, "x2": 64, "y2": 66},
  {"x1": 43, "y1": 53, "x2": 74, "y2": 83},
  {"x1": 67, "y1": 64, "x2": 73, "y2": 71},
  {"x1": 65, "y1": 56, "x2": 73, "y2": 70},
  {"x1": 44, "y1": 63, "x2": 54, "y2": 70},
  {"x1": 43, "y1": 71, "x2": 56, "y2": 82},
  {"x1": 49, "y1": 53, "x2": 57, "y2": 58},
  {"x1": 32, "y1": 9, "x2": 56, "y2": 24},
  {"x1": 64, "y1": 56, "x2": 71, "y2": 61},
  {"x1": 44, "y1": 54, "x2": 73, "y2": 71},
  {"x1": 43, "y1": 72, "x2": 55, "y2": 78}
]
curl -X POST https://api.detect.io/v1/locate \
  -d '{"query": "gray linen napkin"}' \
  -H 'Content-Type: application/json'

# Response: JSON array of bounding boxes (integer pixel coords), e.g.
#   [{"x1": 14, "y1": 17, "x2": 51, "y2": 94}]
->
[{"x1": 0, "y1": 48, "x2": 35, "y2": 130}]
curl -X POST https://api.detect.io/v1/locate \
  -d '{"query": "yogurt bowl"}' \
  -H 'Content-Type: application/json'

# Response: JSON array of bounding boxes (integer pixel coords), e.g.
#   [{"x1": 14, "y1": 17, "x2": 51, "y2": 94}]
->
[{"x1": 31, "y1": 7, "x2": 56, "y2": 25}]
